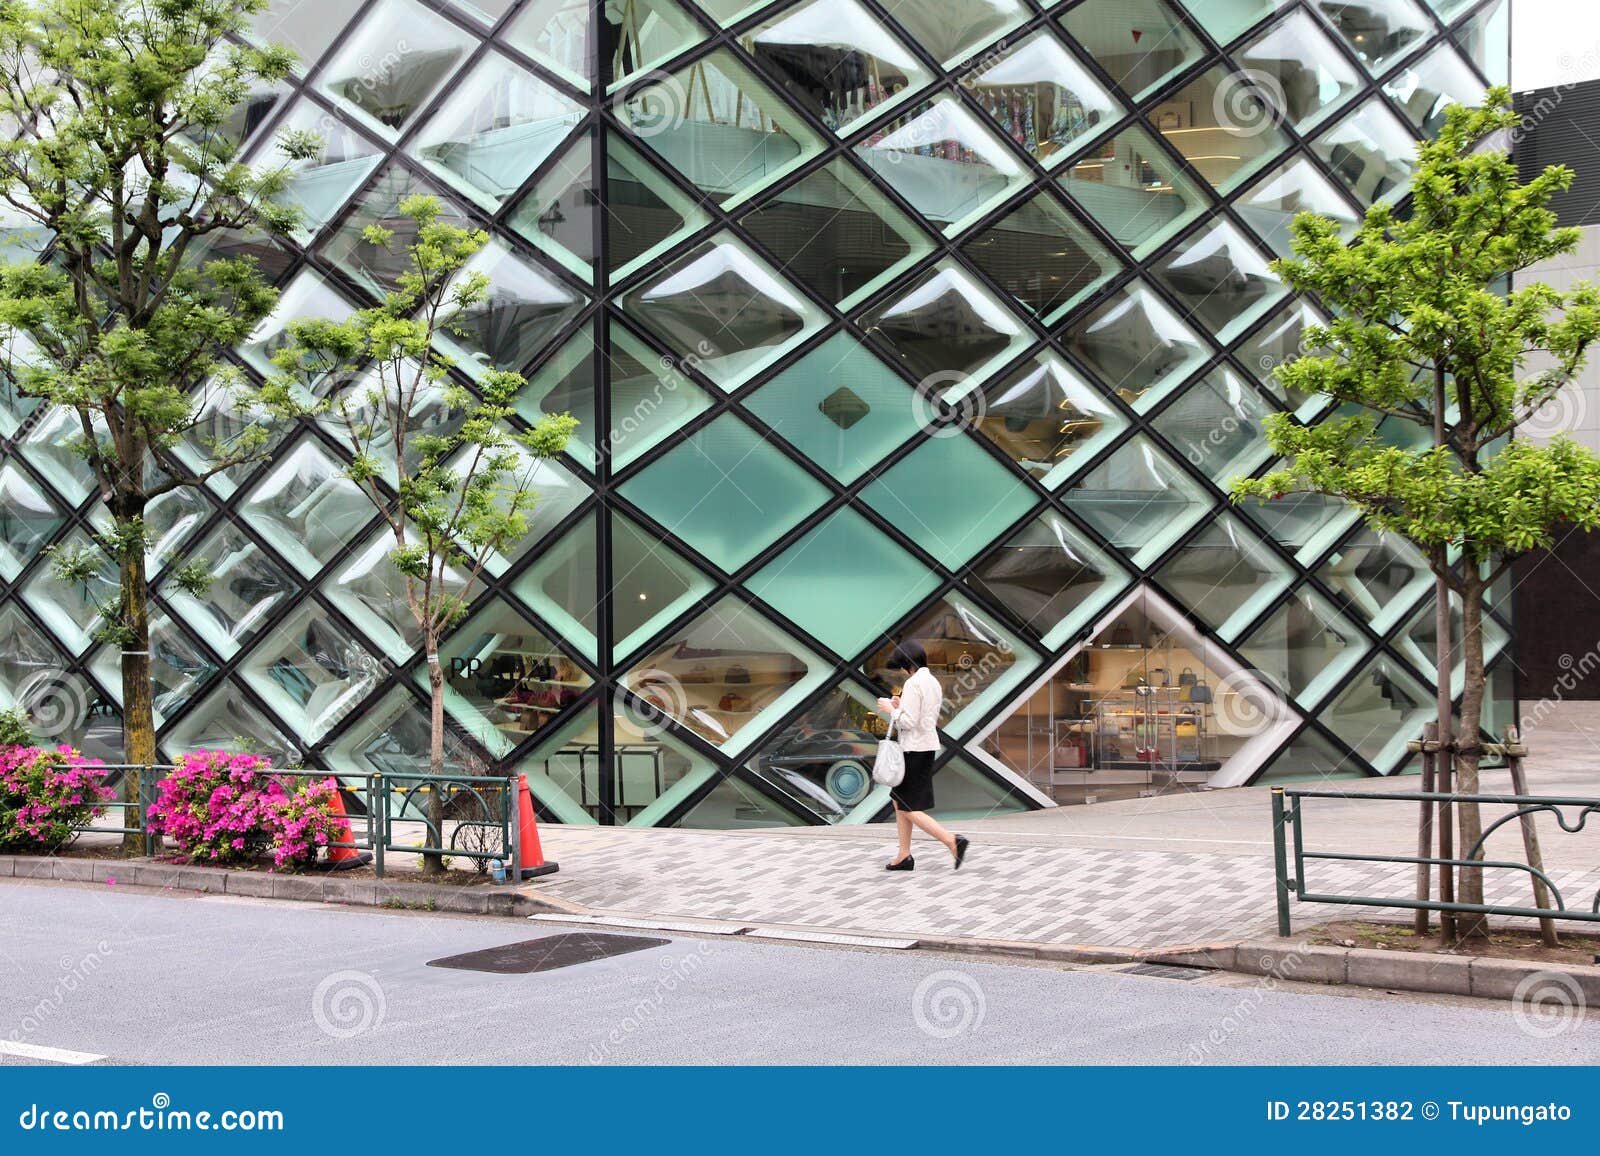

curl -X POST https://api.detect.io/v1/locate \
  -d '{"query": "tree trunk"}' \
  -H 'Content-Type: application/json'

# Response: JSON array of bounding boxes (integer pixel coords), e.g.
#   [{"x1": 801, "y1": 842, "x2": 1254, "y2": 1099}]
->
[
  {"x1": 119, "y1": 522, "x2": 156, "y2": 858},
  {"x1": 1454, "y1": 572, "x2": 1490, "y2": 942},
  {"x1": 422, "y1": 645, "x2": 447, "y2": 875}
]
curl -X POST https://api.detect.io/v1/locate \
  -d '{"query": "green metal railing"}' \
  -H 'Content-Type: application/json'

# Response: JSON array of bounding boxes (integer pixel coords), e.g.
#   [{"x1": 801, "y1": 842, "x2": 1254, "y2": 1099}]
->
[
  {"x1": 1271, "y1": 785, "x2": 1600, "y2": 937},
  {"x1": 76, "y1": 765, "x2": 520, "y2": 881}
]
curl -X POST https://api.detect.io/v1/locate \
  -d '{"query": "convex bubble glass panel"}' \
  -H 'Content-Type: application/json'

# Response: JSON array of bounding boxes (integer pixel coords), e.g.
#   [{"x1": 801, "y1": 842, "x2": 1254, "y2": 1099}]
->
[
  {"x1": 1059, "y1": 127, "x2": 1209, "y2": 258},
  {"x1": 960, "y1": 31, "x2": 1122, "y2": 166},
  {"x1": 972, "y1": 353, "x2": 1128, "y2": 487}
]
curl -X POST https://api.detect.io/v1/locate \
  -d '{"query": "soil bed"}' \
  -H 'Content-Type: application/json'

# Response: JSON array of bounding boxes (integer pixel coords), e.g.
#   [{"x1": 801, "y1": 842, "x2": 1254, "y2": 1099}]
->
[{"x1": 1308, "y1": 918, "x2": 1600, "y2": 967}]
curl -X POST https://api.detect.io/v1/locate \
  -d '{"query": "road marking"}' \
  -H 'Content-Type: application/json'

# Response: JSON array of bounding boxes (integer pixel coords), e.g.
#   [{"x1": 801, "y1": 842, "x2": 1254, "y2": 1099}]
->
[
  {"x1": 0, "y1": 1040, "x2": 107, "y2": 1065},
  {"x1": 530, "y1": 914, "x2": 750, "y2": 935}
]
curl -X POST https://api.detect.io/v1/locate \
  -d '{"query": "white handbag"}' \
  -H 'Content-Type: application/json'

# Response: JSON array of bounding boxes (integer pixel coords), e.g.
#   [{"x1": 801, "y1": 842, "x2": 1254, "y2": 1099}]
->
[{"x1": 872, "y1": 711, "x2": 905, "y2": 788}]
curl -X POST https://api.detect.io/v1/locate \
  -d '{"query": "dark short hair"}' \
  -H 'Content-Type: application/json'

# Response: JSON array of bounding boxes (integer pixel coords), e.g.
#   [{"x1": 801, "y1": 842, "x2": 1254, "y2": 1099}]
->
[{"x1": 889, "y1": 640, "x2": 926, "y2": 673}]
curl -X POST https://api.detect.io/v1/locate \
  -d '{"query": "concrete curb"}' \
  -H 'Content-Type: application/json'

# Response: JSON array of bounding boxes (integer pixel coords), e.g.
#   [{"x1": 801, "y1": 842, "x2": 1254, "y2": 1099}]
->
[{"x1": 0, "y1": 854, "x2": 583, "y2": 918}]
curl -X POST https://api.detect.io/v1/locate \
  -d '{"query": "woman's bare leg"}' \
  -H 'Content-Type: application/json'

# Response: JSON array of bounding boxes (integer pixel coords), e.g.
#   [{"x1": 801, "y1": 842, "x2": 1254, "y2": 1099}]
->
[
  {"x1": 906, "y1": 810, "x2": 957, "y2": 855},
  {"x1": 893, "y1": 807, "x2": 913, "y2": 863}
]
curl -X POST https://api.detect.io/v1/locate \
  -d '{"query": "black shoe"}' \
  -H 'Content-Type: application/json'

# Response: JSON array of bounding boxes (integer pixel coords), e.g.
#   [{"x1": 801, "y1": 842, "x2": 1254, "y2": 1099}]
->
[
  {"x1": 885, "y1": 856, "x2": 914, "y2": 871},
  {"x1": 952, "y1": 836, "x2": 969, "y2": 870}
]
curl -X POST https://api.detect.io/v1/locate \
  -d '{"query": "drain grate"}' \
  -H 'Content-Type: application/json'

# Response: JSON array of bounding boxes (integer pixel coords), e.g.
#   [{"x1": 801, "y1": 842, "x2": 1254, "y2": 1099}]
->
[
  {"x1": 1122, "y1": 963, "x2": 1213, "y2": 981},
  {"x1": 427, "y1": 933, "x2": 669, "y2": 974}
]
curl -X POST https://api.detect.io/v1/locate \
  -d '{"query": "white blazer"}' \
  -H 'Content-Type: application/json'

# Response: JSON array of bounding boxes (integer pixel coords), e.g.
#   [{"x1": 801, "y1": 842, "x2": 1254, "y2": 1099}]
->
[{"x1": 880, "y1": 667, "x2": 942, "y2": 753}]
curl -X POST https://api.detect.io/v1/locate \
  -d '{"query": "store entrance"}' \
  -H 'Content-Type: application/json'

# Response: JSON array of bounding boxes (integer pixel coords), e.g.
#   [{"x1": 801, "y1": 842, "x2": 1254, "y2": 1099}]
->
[{"x1": 977, "y1": 587, "x2": 1293, "y2": 804}]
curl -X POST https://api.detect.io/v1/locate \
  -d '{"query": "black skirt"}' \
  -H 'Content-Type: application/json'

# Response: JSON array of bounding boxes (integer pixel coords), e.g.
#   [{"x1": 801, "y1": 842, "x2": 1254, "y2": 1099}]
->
[{"x1": 891, "y1": 750, "x2": 936, "y2": 812}]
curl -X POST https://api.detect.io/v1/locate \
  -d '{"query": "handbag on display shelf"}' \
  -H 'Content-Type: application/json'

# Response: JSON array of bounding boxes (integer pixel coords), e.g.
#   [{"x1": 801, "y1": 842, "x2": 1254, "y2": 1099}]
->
[
  {"x1": 1188, "y1": 680, "x2": 1213, "y2": 704},
  {"x1": 871, "y1": 712, "x2": 905, "y2": 788},
  {"x1": 1177, "y1": 666, "x2": 1198, "y2": 687}
]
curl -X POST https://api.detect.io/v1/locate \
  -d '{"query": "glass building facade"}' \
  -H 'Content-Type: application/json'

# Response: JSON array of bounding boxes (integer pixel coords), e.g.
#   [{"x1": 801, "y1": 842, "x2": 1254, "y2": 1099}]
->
[{"x1": 0, "y1": 0, "x2": 1514, "y2": 825}]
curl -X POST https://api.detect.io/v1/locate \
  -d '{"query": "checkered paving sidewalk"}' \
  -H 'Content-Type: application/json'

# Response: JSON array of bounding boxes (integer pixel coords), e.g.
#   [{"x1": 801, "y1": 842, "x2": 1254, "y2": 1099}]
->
[{"x1": 530, "y1": 826, "x2": 1600, "y2": 950}]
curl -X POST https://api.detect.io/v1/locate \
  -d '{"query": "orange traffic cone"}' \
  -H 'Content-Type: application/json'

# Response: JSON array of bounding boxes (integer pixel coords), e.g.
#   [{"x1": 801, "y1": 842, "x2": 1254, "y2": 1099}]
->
[
  {"x1": 513, "y1": 773, "x2": 558, "y2": 880},
  {"x1": 326, "y1": 787, "x2": 373, "y2": 870}
]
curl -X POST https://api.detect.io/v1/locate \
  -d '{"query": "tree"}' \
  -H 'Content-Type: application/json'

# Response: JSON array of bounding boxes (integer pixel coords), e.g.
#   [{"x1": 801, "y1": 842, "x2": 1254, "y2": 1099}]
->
[
  {"x1": 1233, "y1": 88, "x2": 1600, "y2": 942},
  {"x1": 0, "y1": 0, "x2": 310, "y2": 848},
  {"x1": 275, "y1": 195, "x2": 575, "y2": 874}
]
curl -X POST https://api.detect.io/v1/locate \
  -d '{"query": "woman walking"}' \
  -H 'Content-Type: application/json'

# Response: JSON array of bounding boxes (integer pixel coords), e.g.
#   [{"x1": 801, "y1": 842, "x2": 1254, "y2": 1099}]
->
[{"x1": 877, "y1": 641, "x2": 969, "y2": 872}]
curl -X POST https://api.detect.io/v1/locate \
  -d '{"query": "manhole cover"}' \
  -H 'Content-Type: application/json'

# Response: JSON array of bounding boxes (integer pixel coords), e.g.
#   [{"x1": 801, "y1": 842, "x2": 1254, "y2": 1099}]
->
[
  {"x1": 1122, "y1": 963, "x2": 1212, "y2": 981},
  {"x1": 426, "y1": 933, "x2": 668, "y2": 974}
]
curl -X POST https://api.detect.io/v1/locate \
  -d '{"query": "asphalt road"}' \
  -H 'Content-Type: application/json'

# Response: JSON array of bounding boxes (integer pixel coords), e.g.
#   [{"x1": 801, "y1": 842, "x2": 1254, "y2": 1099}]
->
[{"x1": 1, "y1": 879, "x2": 1596, "y2": 1065}]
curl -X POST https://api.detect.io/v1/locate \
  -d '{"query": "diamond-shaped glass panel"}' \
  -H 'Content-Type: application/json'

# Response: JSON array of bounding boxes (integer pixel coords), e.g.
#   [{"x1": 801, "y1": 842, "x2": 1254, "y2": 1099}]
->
[
  {"x1": 0, "y1": 603, "x2": 71, "y2": 714},
  {"x1": 317, "y1": 0, "x2": 475, "y2": 137},
  {"x1": 1238, "y1": 484, "x2": 1359, "y2": 567},
  {"x1": 588, "y1": 134, "x2": 714, "y2": 282},
  {"x1": 1382, "y1": 43, "x2": 1489, "y2": 137},
  {"x1": 1158, "y1": 66, "x2": 1294, "y2": 194},
  {"x1": 504, "y1": 135, "x2": 595, "y2": 282},
  {"x1": 1324, "y1": 652, "x2": 1430, "y2": 774},
  {"x1": 853, "y1": 96, "x2": 1029, "y2": 236},
  {"x1": 620, "y1": 233, "x2": 825, "y2": 390},
  {"x1": 159, "y1": 678, "x2": 301, "y2": 767},
  {"x1": 859, "y1": 434, "x2": 1037, "y2": 570},
  {"x1": 0, "y1": 463, "x2": 63, "y2": 581},
  {"x1": 325, "y1": 686, "x2": 484, "y2": 779},
  {"x1": 1152, "y1": 514, "x2": 1293, "y2": 640},
  {"x1": 516, "y1": 323, "x2": 598, "y2": 469},
  {"x1": 1065, "y1": 434, "x2": 1211, "y2": 566},
  {"x1": 966, "y1": 510, "x2": 1133, "y2": 648},
  {"x1": 618, "y1": 413, "x2": 831, "y2": 572},
  {"x1": 253, "y1": 0, "x2": 368, "y2": 75},
  {"x1": 747, "y1": 504, "x2": 939, "y2": 657},
  {"x1": 1179, "y1": 0, "x2": 1292, "y2": 46},
  {"x1": 162, "y1": 524, "x2": 300, "y2": 660},
  {"x1": 1317, "y1": 526, "x2": 1433, "y2": 636},
  {"x1": 1251, "y1": 728, "x2": 1371, "y2": 784},
  {"x1": 623, "y1": 596, "x2": 829, "y2": 754},
  {"x1": 1233, "y1": 9, "x2": 1362, "y2": 132},
  {"x1": 239, "y1": 438, "x2": 371, "y2": 579},
  {"x1": 320, "y1": 167, "x2": 474, "y2": 298},
  {"x1": 411, "y1": 52, "x2": 585, "y2": 211},
  {"x1": 1236, "y1": 156, "x2": 1359, "y2": 259},
  {"x1": 1150, "y1": 220, "x2": 1286, "y2": 345},
  {"x1": 1060, "y1": 127, "x2": 1209, "y2": 258},
  {"x1": 432, "y1": 239, "x2": 586, "y2": 378},
  {"x1": 744, "y1": 332, "x2": 922, "y2": 484},
  {"x1": 1312, "y1": 98, "x2": 1420, "y2": 207},
  {"x1": 604, "y1": 325, "x2": 715, "y2": 468},
  {"x1": 20, "y1": 529, "x2": 113, "y2": 655},
  {"x1": 618, "y1": 49, "x2": 825, "y2": 205},
  {"x1": 611, "y1": 512, "x2": 716, "y2": 661},
  {"x1": 465, "y1": 446, "x2": 590, "y2": 575},
  {"x1": 1151, "y1": 368, "x2": 1276, "y2": 489},
  {"x1": 511, "y1": 511, "x2": 598, "y2": 660},
  {"x1": 1396, "y1": 593, "x2": 1509, "y2": 696},
  {"x1": 1240, "y1": 586, "x2": 1369, "y2": 709},
  {"x1": 1310, "y1": 0, "x2": 1432, "y2": 74},
  {"x1": 88, "y1": 613, "x2": 218, "y2": 727},
  {"x1": 744, "y1": 679, "x2": 891, "y2": 823},
  {"x1": 972, "y1": 352, "x2": 1128, "y2": 488},
  {"x1": 734, "y1": 0, "x2": 933, "y2": 133},
  {"x1": 888, "y1": 0, "x2": 1026, "y2": 67},
  {"x1": 15, "y1": 407, "x2": 102, "y2": 505},
  {"x1": 961, "y1": 190, "x2": 1123, "y2": 323},
  {"x1": 252, "y1": 100, "x2": 384, "y2": 243},
  {"x1": 1059, "y1": 0, "x2": 1206, "y2": 100},
  {"x1": 239, "y1": 270, "x2": 359, "y2": 381},
  {"x1": 504, "y1": 0, "x2": 596, "y2": 90},
  {"x1": 322, "y1": 528, "x2": 465, "y2": 662},
  {"x1": 602, "y1": 0, "x2": 708, "y2": 88},
  {"x1": 1235, "y1": 299, "x2": 1336, "y2": 416},
  {"x1": 961, "y1": 30, "x2": 1121, "y2": 165},
  {"x1": 739, "y1": 159, "x2": 934, "y2": 310},
  {"x1": 858, "y1": 261, "x2": 1030, "y2": 387},
  {"x1": 1062, "y1": 281, "x2": 1210, "y2": 413},
  {"x1": 238, "y1": 601, "x2": 384, "y2": 743}
]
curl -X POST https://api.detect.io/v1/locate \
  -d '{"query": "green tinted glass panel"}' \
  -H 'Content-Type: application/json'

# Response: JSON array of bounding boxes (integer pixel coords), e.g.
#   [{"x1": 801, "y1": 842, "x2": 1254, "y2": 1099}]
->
[
  {"x1": 611, "y1": 513, "x2": 715, "y2": 660},
  {"x1": 1151, "y1": 369, "x2": 1276, "y2": 489},
  {"x1": 1251, "y1": 727, "x2": 1369, "y2": 784},
  {"x1": 858, "y1": 261, "x2": 1030, "y2": 387},
  {"x1": 965, "y1": 511, "x2": 1132, "y2": 648},
  {"x1": 1324, "y1": 653, "x2": 1431, "y2": 774},
  {"x1": 1066, "y1": 435, "x2": 1211, "y2": 566},
  {"x1": 972, "y1": 353, "x2": 1128, "y2": 488},
  {"x1": 1153, "y1": 515, "x2": 1293, "y2": 641},
  {"x1": 961, "y1": 190, "x2": 1123, "y2": 323},
  {"x1": 1060, "y1": 0, "x2": 1205, "y2": 99},
  {"x1": 1061, "y1": 281, "x2": 1209, "y2": 413},
  {"x1": 606, "y1": 326, "x2": 715, "y2": 467},
  {"x1": 1060, "y1": 127, "x2": 1208, "y2": 258},
  {"x1": 1239, "y1": 586, "x2": 1369, "y2": 709},
  {"x1": 513, "y1": 512, "x2": 599, "y2": 661}
]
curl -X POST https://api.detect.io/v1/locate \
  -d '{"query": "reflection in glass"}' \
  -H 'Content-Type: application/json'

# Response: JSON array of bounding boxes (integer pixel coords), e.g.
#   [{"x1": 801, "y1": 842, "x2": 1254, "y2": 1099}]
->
[
  {"x1": 238, "y1": 603, "x2": 383, "y2": 743},
  {"x1": 164, "y1": 525, "x2": 300, "y2": 660},
  {"x1": 1236, "y1": 156, "x2": 1360, "y2": 259},
  {"x1": 744, "y1": 680, "x2": 891, "y2": 822},
  {"x1": 601, "y1": 0, "x2": 707, "y2": 88},
  {"x1": 159, "y1": 679, "x2": 301, "y2": 767},
  {"x1": 604, "y1": 326, "x2": 714, "y2": 468},
  {"x1": 1151, "y1": 369, "x2": 1276, "y2": 489},
  {"x1": 239, "y1": 439, "x2": 371, "y2": 579},
  {"x1": 0, "y1": 463, "x2": 63, "y2": 581},
  {"x1": 512, "y1": 512, "x2": 598, "y2": 660},
  {"x1": 516, "y1": 324, "x2": 597, "y2": 468},
  {"x1": 961, "y1": 31, "x2": 1120, "y2": 165},
  {"x1": 253, "y1": 100, "x2": 383, "y2": 242},
  {"x1": 966, "y1": 512, "x2": 1132, "y2": 648},
  {"x1": 432, "y1": 240, "x2": 586, "y2": 377},
  {"x1": 592, "y1": 134, "x2": 714, "y2": 279},
  {"x1": 1453, "y1": 0, "x2": 1509, "y2": 88},
  {"x1": 505, "y1": 137, "x2": 594, "y2": 282},
  {"x1": 1241, "y1": 587, "x2": 1368, "y2": 708},
  {"x1": 1251, "y1": 727, "x2": 1369, "y2": 783},
  {"x1": 1383, "y1": 44, "x2": 1489, "y2": 137},
  {"x1": 88, "y1": 614, "x2": 218, "y2": 726},
  {"x1": 1180, "y1": 0, "x2": 1291, "y2": 46},
  {"x1": 858, "y1": 261, "x2": 1030, "y2": 385},
  {"x1": 1061, "y1": 281, "x2": 1210, "y2": 413},
  {"x1": 748, "y1": 505, "x2": 939, "y2": 658},
  {"x1": 317, "y1": 0, "x2": 473, "y2": 136},
  {"x1": 1059, "y1": 0, "x2": 1205, "y2": 99},
  {"x1": 323, "y1": 530, "x2": 462, "y2": 661},
  {"x1": 1233, "y1": 10, "x2": 1361, "y2": 131},
  {"x1": 1059, "y1": 127, "x2": 1208, "y2": 258},
  {"x1": 253, "y1": 0, "x2": 368, "y2": 75},
  {"x1": 412, "y1": 52, "x2": 585, "y2": 211},
  {"x1": 1066, "y1": 435, "x2": 1211, "y2": 565},
  {"x1": 1238, "y1": 483, "x2": 1358, "y2": 566},
  {"x1": 16, "y1": 408, "x2": 102, "y2": 504},
  {"x1": 1397, "y1": 594, "x2": 1509, "y2": 696},
  {"x1": 735, "y1": 0, "x2": 932, "y2": 133},
  {"x1": 1324, "y1": 653, "x2": 1430, "y2": 773},
  {"x1": 1316, "y1": 526, "x2": 1433, "y2": 635},
  {"x1": 961, "y1": 190, "x2": 1123, "y2": 323},
  {"x1": 973, "y1": 353, "x2": 1127, "y2": 488},
  {"x1": 239, "y1": 270, "x2": 357, "y2": 381},
  {"x1": 326, "y1": 687, "x2": 482, "y2": 781},
  {"x1": 1156, "y1": 67, "x2": 1294, "y2": 194},
  {"x1": 853, "y1": 97, "x2": 1029, "y2": 236},
  {"x1": 887, "y1": 0, "x2": 1027, "y2": 66},
  {"x1": 320, "y1": 167, "x2": 474, "y2": 297},
  {"x1": 1310, "y1": 0, "x2": 1432, "y2": 74},
  {"x1": 618, "y1": 50, "x2": 824, "y2": 205},
  {"x1": 620, "y1": 234, "x2": 825, "y2": 390},
  {"x1": 623, "y1": 597, "x2": 828, "y2": 754},
  {"x1": 1312, "y1": 99, "x2": 1420, "y2": 206},
  {"x1": 744, "y1": 332, "x2": 922, "y2": 484},
  {"x1": 1235, "y1": 299, "x2": 1335, "y2": 416},
  {"x1": 1150, "y1": 220, "x2": 1285, "y2": 344},
  {"x1": 861, "y1": 434, "x2": 1038, "y2": 569},
  {"x1": 1152, "y1": 515, "x2": 1293, "y2": 640},
  {"x1": 505, "y1": 0, "x2": 595, "y2": 89},
  {"x1": 673, "y1": 771, "x2": 814, "y2": 828},
  {"x1": 20, "y1": 529, "x2": 113, "y2": 654},
  {"x1": 618, "y1": 414, "x2": 830, "y2": 573}
]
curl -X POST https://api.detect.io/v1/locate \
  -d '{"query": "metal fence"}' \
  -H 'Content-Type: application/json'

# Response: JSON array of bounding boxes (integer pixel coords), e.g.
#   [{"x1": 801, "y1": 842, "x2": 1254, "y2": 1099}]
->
[{"x1": 1270, "y1": 785, "x2": 1600, "y2": 937}]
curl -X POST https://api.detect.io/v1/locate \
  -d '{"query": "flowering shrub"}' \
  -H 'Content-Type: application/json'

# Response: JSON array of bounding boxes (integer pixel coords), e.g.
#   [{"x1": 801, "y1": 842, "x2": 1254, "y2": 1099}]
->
[
  {"x1": 147, "y1": 751, "x2": 344, "y2": 870},
  {"x1": 0, "y1": 745, "x2": 116, "y2": 851}
]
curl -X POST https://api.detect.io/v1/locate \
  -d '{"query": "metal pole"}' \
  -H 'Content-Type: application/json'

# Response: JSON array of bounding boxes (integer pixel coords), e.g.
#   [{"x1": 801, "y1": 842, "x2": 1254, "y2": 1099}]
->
[
  {"x1": 507, "y1": 774, "x2": 521, "y2": 885},
  {"x1": 1503, "y1": 726, "x2": 1558, "y2": 947},
  {"x1": 1271, "y1": 787, "x2": 1293, "y2": 937},
  {"x1": 1415, "y1": 723, "x2": 1435, "y2": 935},
  {"x1": 372, "y1": 773, "x2": 385, "y2": 880}
]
